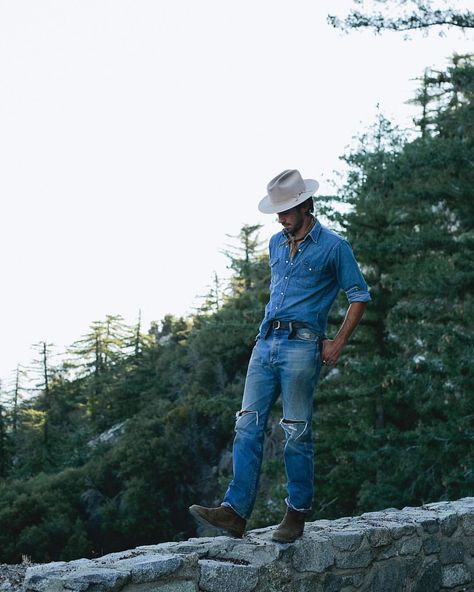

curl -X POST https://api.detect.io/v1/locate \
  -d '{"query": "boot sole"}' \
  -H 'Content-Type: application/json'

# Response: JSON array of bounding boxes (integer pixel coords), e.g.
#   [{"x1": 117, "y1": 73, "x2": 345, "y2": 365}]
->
[
  {"x1": 188, "y1": 506, "x2": 244, "y2": 539},
  {"x1": 271, "y1": 535, "x2": 301, "y2": 543}
]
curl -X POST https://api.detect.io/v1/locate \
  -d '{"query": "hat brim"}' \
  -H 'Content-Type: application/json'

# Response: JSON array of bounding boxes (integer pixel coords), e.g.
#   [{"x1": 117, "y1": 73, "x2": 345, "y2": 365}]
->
[{"x1": 258, "y1": 179, "x2": 319, "y2": 214}]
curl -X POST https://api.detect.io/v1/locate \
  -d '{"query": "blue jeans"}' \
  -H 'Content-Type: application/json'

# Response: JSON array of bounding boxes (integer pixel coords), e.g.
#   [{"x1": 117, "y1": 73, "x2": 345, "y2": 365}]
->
[{"x1": 222, "y1": 326, "x2": 323, "y2": 519}]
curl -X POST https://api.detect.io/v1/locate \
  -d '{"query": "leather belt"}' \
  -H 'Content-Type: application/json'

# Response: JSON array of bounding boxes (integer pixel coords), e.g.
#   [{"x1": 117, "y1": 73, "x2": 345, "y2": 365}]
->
[{"x1": 271, "y1": 320, "x2": 306, "y2": 331}]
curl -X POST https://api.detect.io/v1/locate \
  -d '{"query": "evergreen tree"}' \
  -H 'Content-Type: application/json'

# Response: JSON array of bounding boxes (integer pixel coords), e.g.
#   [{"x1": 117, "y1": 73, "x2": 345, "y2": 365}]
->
[
  {"x1": 132, "y1": 309, "x2": 144, "y2": 359},
  {"x1": 0, "y1": 382, "x2": 9, "y2": 479},
  {"x1": 11, "y1": 365, "x2": 27, "y2": 439},
  {"x1": 35, "y1": 342, "x2": 53, "y2": 448},
  {"x1": 68, "y1": 315, "x2": 130, "y2": 429},
  {"x1": 197, "y1": 272, "x2": 224, "y2": 314},
  {"x1": 312, "y1": 54, "x2": 474, "y2": 516},
  {"x1": 328, "y1": 0, "x2": 474, "y2": 34},
  {"x1": 223, "y1": 224, "x2": 265, "y2": 293}
]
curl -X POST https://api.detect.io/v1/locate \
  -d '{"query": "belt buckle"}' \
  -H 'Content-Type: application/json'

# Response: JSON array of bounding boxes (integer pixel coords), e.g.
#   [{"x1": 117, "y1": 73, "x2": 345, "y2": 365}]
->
[{"x1": 273, "y1": 320, "x2": 281, "y2": 330}]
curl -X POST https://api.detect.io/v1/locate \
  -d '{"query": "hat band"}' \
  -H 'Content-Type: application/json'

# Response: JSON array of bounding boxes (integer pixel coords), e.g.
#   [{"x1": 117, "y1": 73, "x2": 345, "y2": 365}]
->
[{"x1": 271, "y1": 188, "x2": 311, "y2": 205}]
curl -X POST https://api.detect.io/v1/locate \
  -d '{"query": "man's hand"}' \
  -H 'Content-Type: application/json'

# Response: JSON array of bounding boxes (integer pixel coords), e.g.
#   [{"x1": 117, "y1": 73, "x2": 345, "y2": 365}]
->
[
  {"x1": 321, "y1": 339, "x2": 344, "y2": 366},
  {"x1": 320, "y1": 301, "x2": 367, "y2": 366}
]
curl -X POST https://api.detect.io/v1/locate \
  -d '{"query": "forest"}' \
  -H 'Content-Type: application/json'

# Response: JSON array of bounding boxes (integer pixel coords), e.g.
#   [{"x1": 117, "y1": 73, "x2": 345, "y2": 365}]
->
[{"x1": 0, "y1": 53, "x2": 472, "y2": 563}]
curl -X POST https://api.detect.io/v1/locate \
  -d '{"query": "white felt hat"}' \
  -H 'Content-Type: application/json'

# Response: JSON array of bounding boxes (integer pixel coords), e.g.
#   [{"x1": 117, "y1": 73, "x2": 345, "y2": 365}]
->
[{"x1": 258, "y1": 169, "x2": 319, "y2": 214}]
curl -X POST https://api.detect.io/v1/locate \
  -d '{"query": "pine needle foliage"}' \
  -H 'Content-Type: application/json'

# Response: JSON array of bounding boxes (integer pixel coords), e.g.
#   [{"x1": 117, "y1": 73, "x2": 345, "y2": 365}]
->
[{"x1": 0, "y1": 57, "x2": 472, "y2": 562}]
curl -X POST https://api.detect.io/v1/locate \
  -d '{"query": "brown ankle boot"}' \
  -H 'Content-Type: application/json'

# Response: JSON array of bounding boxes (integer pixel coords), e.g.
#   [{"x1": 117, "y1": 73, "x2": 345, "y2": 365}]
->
[
  {"x1": 272, "y1": 507, "x2": 306, "y2": 543},
  {"x1": 189, "y1": 504, "x2": 246, "y2": 538}
]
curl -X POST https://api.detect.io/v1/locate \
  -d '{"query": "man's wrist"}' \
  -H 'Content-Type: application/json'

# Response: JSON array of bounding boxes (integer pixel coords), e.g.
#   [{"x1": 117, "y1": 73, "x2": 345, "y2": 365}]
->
[{"x1": 334, "y1": 334, "x2": 349, "y2": 348}]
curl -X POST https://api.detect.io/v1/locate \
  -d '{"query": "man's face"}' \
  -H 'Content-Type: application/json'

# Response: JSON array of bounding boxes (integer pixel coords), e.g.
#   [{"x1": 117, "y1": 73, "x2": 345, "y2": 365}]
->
[{"x1": 277, "y1": 203, "x2": 306, "y2": 235}]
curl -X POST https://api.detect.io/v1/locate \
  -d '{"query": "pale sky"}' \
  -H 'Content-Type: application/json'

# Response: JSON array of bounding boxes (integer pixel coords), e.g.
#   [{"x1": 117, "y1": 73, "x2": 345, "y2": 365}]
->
[{"x1": 0, "y1": 1, "x2": 472, "y2": 389}]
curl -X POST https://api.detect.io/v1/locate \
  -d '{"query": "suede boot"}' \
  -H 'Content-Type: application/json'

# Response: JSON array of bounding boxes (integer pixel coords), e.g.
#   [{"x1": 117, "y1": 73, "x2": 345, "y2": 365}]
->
[
  {"x1": 189, "y1": 504, "x2": 246, "y2": 538},
  {"x1": 272, "y1": 507, "x2": 306, "y2": 543}
]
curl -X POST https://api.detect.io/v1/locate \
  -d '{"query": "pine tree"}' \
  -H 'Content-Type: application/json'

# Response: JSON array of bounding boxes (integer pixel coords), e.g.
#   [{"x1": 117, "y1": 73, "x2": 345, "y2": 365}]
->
[
  {"x1": 328, "y1": 0, "x2": 474, "y2": 34},
  {"x1": 68, "y1": 315, "x2": 130, "y2": 428},
  {"x1": 313, "y1": 54, "x2": 474, "y2": 516},
  {"x1": 25, "y1": 341, "x2": 57, "y2": 468},
  {"x1": 197, "y1": 272, "x2": 224, "y2": 314},
  {"x1": 0, "y1": 381, "x2": 9, "y2": 479},
  {"x1": 11, "y1": 365, "x2": 27, "y2": 440},
  {"x1": 222, "y1": 224, "x2": 265, "y2": 294}
]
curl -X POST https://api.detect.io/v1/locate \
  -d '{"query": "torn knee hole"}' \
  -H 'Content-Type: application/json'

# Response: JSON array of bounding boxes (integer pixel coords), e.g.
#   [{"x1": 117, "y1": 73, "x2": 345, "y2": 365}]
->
[
  {"x1": 235, "y1": 409, "x2": 259, "y2": 426},
  {"x1": 281, "y1": 418, "x2": 305, "y2": 424},
  {"x1": 279, "y1": 418, "x2": 307, "y2": 440}
]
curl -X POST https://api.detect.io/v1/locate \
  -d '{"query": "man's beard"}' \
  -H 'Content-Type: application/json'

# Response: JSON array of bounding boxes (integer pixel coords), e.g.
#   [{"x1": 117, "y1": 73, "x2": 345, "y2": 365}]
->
[{"x1": 288, "y1": 214, "x2": 305, "y2": 236}]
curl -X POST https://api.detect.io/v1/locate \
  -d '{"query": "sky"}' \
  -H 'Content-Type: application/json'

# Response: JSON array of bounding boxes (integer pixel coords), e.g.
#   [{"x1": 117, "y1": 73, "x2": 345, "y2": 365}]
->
[{"x1": 0, "y1": 0, "x2": 472, "y2": 389}]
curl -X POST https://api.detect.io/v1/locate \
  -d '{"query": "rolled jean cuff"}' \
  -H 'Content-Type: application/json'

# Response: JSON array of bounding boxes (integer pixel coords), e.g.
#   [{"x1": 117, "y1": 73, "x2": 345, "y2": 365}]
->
[
  {"x1": 285, "y1": 497, "x2": 311, "y2": 513},
  {"x1": 221, "y1": 501, "x2": 247, "y2": 520}
]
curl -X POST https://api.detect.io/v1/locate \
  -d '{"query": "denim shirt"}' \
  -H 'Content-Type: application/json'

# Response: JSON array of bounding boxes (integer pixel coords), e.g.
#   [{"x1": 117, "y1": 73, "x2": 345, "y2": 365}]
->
[{"x1": 258, "y1": 219, "x2": 371, "y2": 339}]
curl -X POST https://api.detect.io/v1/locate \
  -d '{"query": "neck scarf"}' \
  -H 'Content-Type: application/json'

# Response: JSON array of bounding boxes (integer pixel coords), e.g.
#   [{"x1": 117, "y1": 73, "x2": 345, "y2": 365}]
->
[{"x1": 286, "y1": 216, "x2": 316, "y2": 259}]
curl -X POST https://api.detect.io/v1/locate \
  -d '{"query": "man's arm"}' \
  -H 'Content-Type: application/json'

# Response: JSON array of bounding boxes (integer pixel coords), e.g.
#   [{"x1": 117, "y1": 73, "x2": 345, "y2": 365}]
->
[{"x1": 321, "y1": 301, "x2": 367, "y2": 365}]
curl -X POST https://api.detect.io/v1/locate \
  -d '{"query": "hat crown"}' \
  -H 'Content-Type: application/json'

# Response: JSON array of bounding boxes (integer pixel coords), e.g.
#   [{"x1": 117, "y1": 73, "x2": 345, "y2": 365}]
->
[
  {"x1": 267, "y1": 169, "x2": 307, "y2": 206},
  {"x1": 258, "y1": 168, "x2": 319, "y2": 214}
]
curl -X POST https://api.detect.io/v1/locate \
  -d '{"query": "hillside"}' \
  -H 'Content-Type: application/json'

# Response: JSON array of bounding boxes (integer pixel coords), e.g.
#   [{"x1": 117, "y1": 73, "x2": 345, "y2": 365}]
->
[{"x1": 0, "y1": 55, "x2": 472, "y2": 564}]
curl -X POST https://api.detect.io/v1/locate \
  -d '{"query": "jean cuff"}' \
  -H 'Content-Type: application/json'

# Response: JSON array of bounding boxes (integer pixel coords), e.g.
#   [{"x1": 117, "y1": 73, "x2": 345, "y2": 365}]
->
[
  {"x1": 285, "y1": 497, "x2": 311, "y2": 513},
  {"x1": 221, "y1": 501, "x2": 247, "y2": 520}
]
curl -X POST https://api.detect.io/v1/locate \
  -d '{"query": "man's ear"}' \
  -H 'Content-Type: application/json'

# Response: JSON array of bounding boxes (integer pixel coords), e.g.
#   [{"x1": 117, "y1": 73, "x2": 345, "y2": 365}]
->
[{"x1": 304, "y1": 197, "x2": 314, "y2": 216}]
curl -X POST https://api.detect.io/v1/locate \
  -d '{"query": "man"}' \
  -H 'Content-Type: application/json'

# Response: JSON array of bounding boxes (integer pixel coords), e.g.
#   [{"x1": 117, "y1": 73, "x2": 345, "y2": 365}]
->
[{"x1": 190, "y1": 169, "x2": 371, "y2": 543}]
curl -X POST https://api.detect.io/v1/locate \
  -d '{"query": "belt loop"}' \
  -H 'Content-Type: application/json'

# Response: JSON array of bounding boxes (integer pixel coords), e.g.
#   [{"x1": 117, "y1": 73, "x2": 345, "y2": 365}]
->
[{"x1": 288, "y1": 321, "x2": 295, "y2": 340}]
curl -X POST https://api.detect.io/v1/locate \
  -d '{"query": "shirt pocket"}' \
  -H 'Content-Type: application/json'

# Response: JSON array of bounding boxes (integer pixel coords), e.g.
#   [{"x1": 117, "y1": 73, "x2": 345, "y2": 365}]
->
[
  {"x1": 270, "y1": 255, "x2": 281, "y2": 285},
  {"x1": 296, "y1": 259, "x2": 324, "y2": 288}
]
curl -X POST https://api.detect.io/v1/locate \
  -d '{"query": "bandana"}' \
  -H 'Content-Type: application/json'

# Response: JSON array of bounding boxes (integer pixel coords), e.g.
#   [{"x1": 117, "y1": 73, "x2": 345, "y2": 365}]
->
[{"x1": 285, "y1": 216, "x2": 316, "y2": 259}]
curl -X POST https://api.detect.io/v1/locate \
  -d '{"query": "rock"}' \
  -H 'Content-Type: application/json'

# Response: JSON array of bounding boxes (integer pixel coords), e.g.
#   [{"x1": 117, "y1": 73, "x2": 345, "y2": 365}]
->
[
  {"x1": 24, "y1": 565, "x2": 130, "y2": 592},
  {"x1": 155, "y1": 583, "x2": 196, "y2": 592},
  {"x1": 439, "y1": 540, "x2": 464, "y2": 565},
  {"x1": 24, "y1": 563, "x2": 68, "y2": 592},
  {"x1": 87, "y1": 421, "x2": 127, "y2": 448},
  {"x1": 138, "y1": 536, "x2": 236, "y2": 558},
  {"x1": 322, "y1": 572, "x2": 365, "y2": 591},
  {"x1": 0, "y1": 563, "x2": 31, "y2": 592},
  {"x1": 422, "y1": 536, "x2": 441, "y2": 555},
  {"x1": 459, "y1": 510, "x2": 474, "y2": 536},
  {"x1": 218, "y1": 540, "x2": 282, "y2": 567},
  {"x1": 418, "y1": 518, "x2": 439, "y2": 534},
  {"x1": 439, "y1": 512, "x2": 458, "y2": 536},
  {"x1": 413, "y1": 561, "x2": 442, "y2": 592},
  {"x1": 108, "y1": 554, "x2": 184, "y2": 583},
  {"x1": 199, "y1": 560, "x2": 258, "y2": 592},
  {"x1": 367, "y1": 527, "x2": 392, "y2": 548},
  {"x1": 292, "y1": 534, "x2": 335, "y2": 573},
  {"x1": 399, "y1": 536, "x2": 422, "y2": 555},
  {"x1": 334, "y1": 542, "x2": 372, "y2": 570},
  {"x1": 330, "y1": 530, "x2": 364, "y2": 552},
  {"x1": 123, "y1": 582, "x2": 196, "y2": 592},
  {"x1": 377, "y1": 544, "x2": 398, "y2": 560},
  {"x1": 391, "y1": 523, "x2": 417, "y2": 539},
  {"x1": 441, "y1": 564, "x2": 471, "y2": 588},
  {"x1": 364, "y1": 559, "x2": 407, "y2": 592}
]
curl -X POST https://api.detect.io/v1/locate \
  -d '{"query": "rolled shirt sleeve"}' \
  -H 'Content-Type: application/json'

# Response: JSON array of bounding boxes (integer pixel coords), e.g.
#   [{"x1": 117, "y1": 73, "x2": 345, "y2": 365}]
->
[{"x1": 333, "y1": 240, "x2": 372, "y2": 303}]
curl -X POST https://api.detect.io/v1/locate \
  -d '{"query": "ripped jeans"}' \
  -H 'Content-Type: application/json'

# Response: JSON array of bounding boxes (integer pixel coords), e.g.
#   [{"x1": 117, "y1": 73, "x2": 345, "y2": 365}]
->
[{"x1": 222, "y1": 326, "x2": 323, "y2": 519}]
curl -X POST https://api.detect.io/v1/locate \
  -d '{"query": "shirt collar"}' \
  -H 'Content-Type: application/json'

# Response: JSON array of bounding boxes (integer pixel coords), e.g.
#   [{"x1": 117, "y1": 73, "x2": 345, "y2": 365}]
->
[{"x1": 308, "y1": 218, "x2": 322, "y2": 243}]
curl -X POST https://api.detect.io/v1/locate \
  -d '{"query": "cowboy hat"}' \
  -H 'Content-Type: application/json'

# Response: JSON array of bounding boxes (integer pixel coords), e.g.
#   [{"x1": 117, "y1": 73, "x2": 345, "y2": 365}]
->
[{"x1": 258, "y1": 169, "x2": 319, "y2": 214}]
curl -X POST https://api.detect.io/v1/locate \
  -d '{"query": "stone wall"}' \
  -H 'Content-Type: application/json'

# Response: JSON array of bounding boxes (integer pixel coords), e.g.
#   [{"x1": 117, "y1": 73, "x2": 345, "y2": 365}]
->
[{"x1": 24, "y1": 497, "x2": 474, "y2": 592}]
